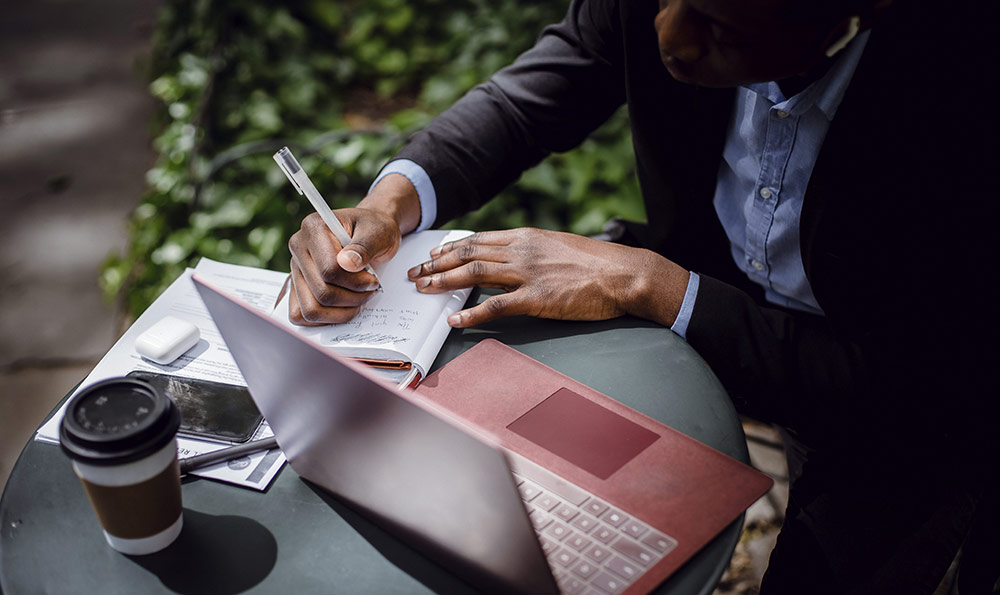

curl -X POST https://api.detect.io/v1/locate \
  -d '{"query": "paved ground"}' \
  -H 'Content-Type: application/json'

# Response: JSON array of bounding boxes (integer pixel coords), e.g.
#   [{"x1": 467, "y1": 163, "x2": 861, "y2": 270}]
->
[
  {"x1": 714, "y1": 420, "x2": 789, "y2": 595},
  {"x1": 0, "y1": 2, "x2": 791, "y2": 593},
  {"x1": 0, "y1": 0, "x2": 159, "y2": 490}
]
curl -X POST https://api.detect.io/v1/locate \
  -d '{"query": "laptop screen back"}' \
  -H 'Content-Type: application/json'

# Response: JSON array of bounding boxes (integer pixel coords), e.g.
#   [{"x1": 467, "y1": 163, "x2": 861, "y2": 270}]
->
[{"x1": 193, "y1": 275, "x2": 557, "y2": 593}]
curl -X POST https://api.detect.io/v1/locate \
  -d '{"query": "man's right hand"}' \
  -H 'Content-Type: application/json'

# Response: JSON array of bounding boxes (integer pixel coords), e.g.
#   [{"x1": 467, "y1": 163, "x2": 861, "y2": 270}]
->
[{"x1": 286, "y1": 173, "x2": 422, "y2": 325}]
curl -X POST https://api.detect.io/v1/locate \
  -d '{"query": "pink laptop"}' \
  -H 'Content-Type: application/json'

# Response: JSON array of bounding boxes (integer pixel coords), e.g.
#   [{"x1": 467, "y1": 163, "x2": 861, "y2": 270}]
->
[{"x1": 193, "y1": 275, "x2": 772, "y2": 594}]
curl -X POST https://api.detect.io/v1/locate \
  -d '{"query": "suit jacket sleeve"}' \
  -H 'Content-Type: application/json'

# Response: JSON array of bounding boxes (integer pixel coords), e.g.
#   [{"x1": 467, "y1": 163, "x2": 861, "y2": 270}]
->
[
  {"x1": 392, "y1": 0, "x2": 626, "y2": 226},
  {"x1": 686, "y1": 275, "x2": 875, "y2": 449}
]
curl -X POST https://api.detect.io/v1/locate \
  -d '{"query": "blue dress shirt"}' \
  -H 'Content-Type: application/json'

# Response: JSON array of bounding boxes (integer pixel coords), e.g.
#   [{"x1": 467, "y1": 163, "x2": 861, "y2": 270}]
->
[
  {"x1": 372, "y1": 33, "x2": 870, "y2": 339},
  {"x1": 673, "y1": 32, "x2": 869, "y2": 338}
]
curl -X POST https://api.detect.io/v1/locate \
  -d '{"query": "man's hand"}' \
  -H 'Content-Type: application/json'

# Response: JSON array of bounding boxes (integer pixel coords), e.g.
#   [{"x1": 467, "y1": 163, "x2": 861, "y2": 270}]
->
[
  {"x1": 286, "y1": 173, "x2": 421, "y2": 325},
  {"x1": 406, "y1": 228, "x2": 691, "y2": 329},
  {"x1": 288, "y1": 209, "x2": 401, "y2": 325}
]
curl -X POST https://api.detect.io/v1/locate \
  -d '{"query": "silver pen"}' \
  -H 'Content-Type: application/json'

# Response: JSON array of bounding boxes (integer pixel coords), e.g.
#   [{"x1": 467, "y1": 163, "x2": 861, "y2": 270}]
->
[
  {"x1": 274, "y1": 146, "x2": 382, "y2": 291},
  {"x1": 179, "y1": 436, "x2": 280, "y2": 475}
]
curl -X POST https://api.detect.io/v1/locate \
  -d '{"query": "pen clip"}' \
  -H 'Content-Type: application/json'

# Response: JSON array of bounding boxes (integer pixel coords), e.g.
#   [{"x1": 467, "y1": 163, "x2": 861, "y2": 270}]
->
[{"x1": 273, "y1": 147, "x2": 304, "y2": 195}]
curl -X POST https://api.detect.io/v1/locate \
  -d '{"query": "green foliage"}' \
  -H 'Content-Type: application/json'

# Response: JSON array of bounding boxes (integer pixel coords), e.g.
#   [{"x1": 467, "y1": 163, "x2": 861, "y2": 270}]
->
[{"x1": 104, "y1": 0, "x2": 644, "y2": 317}]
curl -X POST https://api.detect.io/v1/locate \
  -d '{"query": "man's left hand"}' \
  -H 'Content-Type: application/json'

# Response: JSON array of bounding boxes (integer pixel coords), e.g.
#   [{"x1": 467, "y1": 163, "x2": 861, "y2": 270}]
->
[{"x1": 406, "y1": 227, "x2": 690, "y2": 328}]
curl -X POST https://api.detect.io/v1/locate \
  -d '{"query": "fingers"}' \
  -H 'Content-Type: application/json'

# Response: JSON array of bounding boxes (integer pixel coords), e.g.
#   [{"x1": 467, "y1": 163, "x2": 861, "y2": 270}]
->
[
  {"x1": 286, "y1": 282, "x2": 330, "y2": 327},
  {"x1": 294, "y1": 211, "x2": 371, "y2": 275},
  {"x1": 447, "y1": 292, "x2": 533, "y2": 328},
  {"x1": 410, "y1": 227, "x2": 648, "y2": 329},
  {"x1": 285, "y1": 208, "x2": 402, "y2": 326},
  {"x1": 407, "y1": 230, "x2": 540, "y2": 327},
  {"x1": 418, "y1": 261, "x2": 522, "y2": 294},
  {"x1": 289, "y1": 225, "x2": 380, "y2": 295},
  {"x1": 287, "y1": 255, "x2": 372, "y2": 326},
  {"x1": 429, "y1": 230, "x2": 521, "y2": 258},
  {"x1": 408, "y1": 232, "x2": 523, "y2": 292},
  {"x1": 409, "y1": 249, "x2": 517, "y2": 293},
  {"x1": 294, "y1": 210, "x2": 398, "y2": 276}
]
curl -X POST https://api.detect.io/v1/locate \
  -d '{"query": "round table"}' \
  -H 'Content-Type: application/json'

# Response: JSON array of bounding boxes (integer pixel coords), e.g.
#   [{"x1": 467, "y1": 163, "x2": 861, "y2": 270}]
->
[{"x1": 1, "y1": 308, "x2": 748, "y2": 594}]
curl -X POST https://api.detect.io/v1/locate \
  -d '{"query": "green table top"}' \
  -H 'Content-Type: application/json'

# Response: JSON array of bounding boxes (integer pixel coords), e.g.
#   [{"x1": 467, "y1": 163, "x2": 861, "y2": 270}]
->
[{"x1": 1, "y1": 307, "x2": 747, "y2": 595}]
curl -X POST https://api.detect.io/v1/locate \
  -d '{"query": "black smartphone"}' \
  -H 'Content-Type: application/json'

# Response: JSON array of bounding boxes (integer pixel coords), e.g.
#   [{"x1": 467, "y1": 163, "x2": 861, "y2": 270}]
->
[{"x1": 126, "y1": 371, "x2": 263, "y2": 443}]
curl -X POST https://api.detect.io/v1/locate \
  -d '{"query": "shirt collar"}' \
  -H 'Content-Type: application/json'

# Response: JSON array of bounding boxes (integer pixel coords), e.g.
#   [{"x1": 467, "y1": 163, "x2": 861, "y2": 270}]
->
[
  {"x1": 743, "y1": 29, "x2": 871, "y2": 121},
  {"x1": 813, "y1": 29, "x2": 870, "y2": 119}
]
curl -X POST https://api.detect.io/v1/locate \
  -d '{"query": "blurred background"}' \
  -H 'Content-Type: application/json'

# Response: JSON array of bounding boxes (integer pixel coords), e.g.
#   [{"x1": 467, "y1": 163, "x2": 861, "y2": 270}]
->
[
  {"x1": 0, "y1": 0, "x2": 160, "y2": 489},
  {"x1": 0, "y1": 1, "x2": 786, "y2": 593}
]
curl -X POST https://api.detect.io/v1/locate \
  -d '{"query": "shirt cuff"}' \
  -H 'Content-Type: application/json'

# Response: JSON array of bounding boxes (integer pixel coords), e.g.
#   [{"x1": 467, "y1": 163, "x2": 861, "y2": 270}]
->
[
  {"x1": 670, "y1": 272, "x2": 700, "y2": 340},
  {"x1": 369, "y1": 159, "x2": 437, "y2": 232}
]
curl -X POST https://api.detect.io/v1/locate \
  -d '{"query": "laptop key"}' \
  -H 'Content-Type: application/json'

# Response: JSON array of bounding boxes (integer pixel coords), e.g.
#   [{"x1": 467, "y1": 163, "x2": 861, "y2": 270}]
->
[
  {"x1": 559, "y1": 575, "x2": 586, "y2": 595},
  {"x1": 518, "y1": 481, "x2": 542, "y2": 502},
  {"x1": 505, "y1": 451, "x2": 590, "y2": 506},
  {"x1": 582, "y1": 498, "x2": 609, "y2": 517},
  {"x1": 529, "y1": 509, "x2": 552, "y2": 531},
  {"x1": 584, "y1": 543, "x2": 612, "y2": 564},
  {"x1": 592, "y1": 524, "x2": 617, "y2": 544},
  {"x1": 611, "y1": 536, "x2": 656, "y2": 567},
  {"x1": 565, "y1": 532, "x2": 591, "y2": 552},
  {"x1": 607, "y1": 555, "x2": 641, "y2": 581},
  {"x1": 553, "y1": 502, "x2": 579, "y2": 523},
  {"x1": 551, "y1": 547, "x2": 579, "y2": 568},
  {"x1": 571, "y1": 558, "x2": 599, "y2": 579},
  {"x1": 601, "y1": 509, "x2": 628, "y2": 528},
  {"x1": 621, "y1": 520, "x2": 648, "y2": 539},
  {"x1": 535, "y1": 493, "x2": 561, "y2": 512},
  {"x1": 591, "y1": 571, "x2": 626, "y2": 594},
  {"x1": 571, "y1": 513, "x2": 598, "y2": 534},
  {"x1": 539, "y1": 535, "x2": 559, "y2": 554},
  {"x1": 641, "y1": 531, "x2": 678, "y2": 555},
  {"x1": 544, "y1": 520, "x2": 571, "y2": 541}
]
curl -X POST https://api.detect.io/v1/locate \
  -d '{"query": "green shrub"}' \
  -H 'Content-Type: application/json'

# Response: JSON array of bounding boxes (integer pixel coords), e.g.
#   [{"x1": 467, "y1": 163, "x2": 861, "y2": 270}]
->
[{"x1": 103, "y1": 0, "x2": 644, "y2": 318}]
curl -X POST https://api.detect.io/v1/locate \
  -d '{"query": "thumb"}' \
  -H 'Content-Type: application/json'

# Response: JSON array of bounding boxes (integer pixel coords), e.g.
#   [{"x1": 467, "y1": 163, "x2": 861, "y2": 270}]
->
[
  {"x1": 334, "y1": 210, "x2": 398, "y2": 272},
  {"x1": 336, "y1": 245, "x2": 368, "y2": 273}
]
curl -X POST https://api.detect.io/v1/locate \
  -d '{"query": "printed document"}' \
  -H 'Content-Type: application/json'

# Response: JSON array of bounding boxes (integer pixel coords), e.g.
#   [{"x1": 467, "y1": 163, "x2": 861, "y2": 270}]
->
[{"x1": 36, "y1": 259, "x2": 288, "y2": 490}]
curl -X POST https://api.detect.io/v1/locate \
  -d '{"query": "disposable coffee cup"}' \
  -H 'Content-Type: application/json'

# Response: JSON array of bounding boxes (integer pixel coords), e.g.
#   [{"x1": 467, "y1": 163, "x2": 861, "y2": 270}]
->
[{"x1": 60, "y1": 377, "x2": 183, "y2": 555}]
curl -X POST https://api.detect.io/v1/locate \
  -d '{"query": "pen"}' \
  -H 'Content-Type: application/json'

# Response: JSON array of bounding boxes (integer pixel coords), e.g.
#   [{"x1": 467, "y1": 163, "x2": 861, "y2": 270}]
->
[
  {"x1": 273, "y1": 146, "x2": 382, "y2": 291},
  {"x1": 179, "y1": 436, "x2": 280, "y2": 475}
]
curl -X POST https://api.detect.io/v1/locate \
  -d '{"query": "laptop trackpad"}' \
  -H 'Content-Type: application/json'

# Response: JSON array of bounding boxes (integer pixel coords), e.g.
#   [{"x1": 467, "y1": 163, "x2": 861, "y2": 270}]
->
[{"x1": 507, "y1": 387, "x2": 659, "y2": 480}]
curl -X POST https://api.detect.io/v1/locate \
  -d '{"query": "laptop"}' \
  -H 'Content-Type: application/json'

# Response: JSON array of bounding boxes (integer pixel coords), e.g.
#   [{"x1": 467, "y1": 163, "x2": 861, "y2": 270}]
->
[{"x1": 193, "y1": 275, "x2": 772, "y2": 594}]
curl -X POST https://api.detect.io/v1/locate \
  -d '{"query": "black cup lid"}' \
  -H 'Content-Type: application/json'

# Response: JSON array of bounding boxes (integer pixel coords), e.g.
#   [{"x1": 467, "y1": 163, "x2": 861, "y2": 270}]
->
[{"x1": 60, "y1": 377, "x2": 180, "y2": 466}]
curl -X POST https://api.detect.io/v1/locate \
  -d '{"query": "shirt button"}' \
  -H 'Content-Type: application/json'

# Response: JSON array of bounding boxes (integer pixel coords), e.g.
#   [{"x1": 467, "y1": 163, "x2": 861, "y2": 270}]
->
[
  {"x1": 776, "y1": 110, "x2": 790, "y2": 118},
  {"x1": 751, "y1": 259, "x2": 765, "y2": 271},
  {"x1": 759, "y1": 187, "x2": 772, "y2": 199}
]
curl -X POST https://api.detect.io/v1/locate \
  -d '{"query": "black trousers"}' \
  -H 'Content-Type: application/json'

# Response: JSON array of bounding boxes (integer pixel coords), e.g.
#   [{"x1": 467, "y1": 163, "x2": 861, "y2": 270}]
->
[{"x1": 755, "y1": 425, "x2": 993, "y2": 595}]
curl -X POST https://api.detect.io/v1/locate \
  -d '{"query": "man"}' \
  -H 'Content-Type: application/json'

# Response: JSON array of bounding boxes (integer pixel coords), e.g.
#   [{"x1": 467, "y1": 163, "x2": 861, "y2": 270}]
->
[{"x1": 287, "y1": 0, "x2": 997, "y2": 592}]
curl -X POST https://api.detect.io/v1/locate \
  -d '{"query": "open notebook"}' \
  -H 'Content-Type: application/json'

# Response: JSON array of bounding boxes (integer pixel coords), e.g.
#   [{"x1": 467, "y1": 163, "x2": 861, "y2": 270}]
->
[{"x1": 271, "y1": 229, "x2": 472, "y2": 383}]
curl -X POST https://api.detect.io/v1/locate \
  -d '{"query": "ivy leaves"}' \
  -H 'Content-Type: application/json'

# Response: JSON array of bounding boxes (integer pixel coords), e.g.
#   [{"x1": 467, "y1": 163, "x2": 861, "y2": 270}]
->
[{"x1": 105, "y1": 0, "x2": 643, "y2": 318}]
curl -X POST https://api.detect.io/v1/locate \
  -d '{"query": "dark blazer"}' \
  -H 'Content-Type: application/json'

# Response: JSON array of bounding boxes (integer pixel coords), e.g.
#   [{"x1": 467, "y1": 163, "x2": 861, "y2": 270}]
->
[{"x1": 395, "y1": 0, "x2": 998, "y2": 469}]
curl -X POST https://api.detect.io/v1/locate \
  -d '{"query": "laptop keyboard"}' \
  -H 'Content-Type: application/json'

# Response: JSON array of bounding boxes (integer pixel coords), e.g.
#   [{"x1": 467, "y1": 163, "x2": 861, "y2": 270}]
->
[{"x1": 510, "y1": 460, "x2": 677, "y2": 595}]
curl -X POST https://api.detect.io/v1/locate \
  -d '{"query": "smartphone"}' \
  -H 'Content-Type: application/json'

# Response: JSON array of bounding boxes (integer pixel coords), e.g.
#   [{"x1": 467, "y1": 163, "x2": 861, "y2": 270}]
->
[{"x1": 126, "y1": 371, "x2": 263, "y2": 443}]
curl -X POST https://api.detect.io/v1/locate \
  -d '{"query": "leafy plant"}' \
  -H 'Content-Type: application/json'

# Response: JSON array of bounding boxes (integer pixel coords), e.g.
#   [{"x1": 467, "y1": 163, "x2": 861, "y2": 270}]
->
[{"x1": 104, "y1": 0, "x2": 644, "y2": 318}]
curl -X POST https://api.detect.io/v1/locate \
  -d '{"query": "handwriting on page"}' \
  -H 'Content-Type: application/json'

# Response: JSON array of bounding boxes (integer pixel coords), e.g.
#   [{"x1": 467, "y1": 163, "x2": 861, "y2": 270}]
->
[
  {"x1": 267, "y1": 229, "x2": 475, "y2": 367},
  {"x1": 329, "y1": 333, "x2": 408, "y2": 345},
  {"x1": 323, "y1": 307, "x2": 416, "y2": 345}
]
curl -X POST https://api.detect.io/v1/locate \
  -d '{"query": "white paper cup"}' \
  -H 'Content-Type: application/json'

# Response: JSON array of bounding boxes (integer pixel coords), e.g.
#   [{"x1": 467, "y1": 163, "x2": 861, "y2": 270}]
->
[{"x1": 60, "y1": 377, "x2": 183, "y2": 555}]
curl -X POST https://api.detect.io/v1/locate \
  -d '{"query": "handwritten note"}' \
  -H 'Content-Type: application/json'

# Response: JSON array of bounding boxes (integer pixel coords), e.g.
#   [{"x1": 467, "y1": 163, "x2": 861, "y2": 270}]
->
[{"x1": 272, "y1": 229, "x2": 474, "y2": 376}]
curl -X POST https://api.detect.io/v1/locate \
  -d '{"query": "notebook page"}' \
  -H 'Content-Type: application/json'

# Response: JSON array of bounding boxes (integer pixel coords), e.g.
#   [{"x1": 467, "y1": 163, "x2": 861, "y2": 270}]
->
[{"x1": 271, "y1": 229, "x2": 473, "y2": 370}]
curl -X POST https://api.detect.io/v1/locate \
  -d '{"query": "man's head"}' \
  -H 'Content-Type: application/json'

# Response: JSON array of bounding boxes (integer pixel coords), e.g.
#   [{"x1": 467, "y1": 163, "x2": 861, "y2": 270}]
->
[{"x1": 654, "y1": 0, "x2": 890, "y2": 88}]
